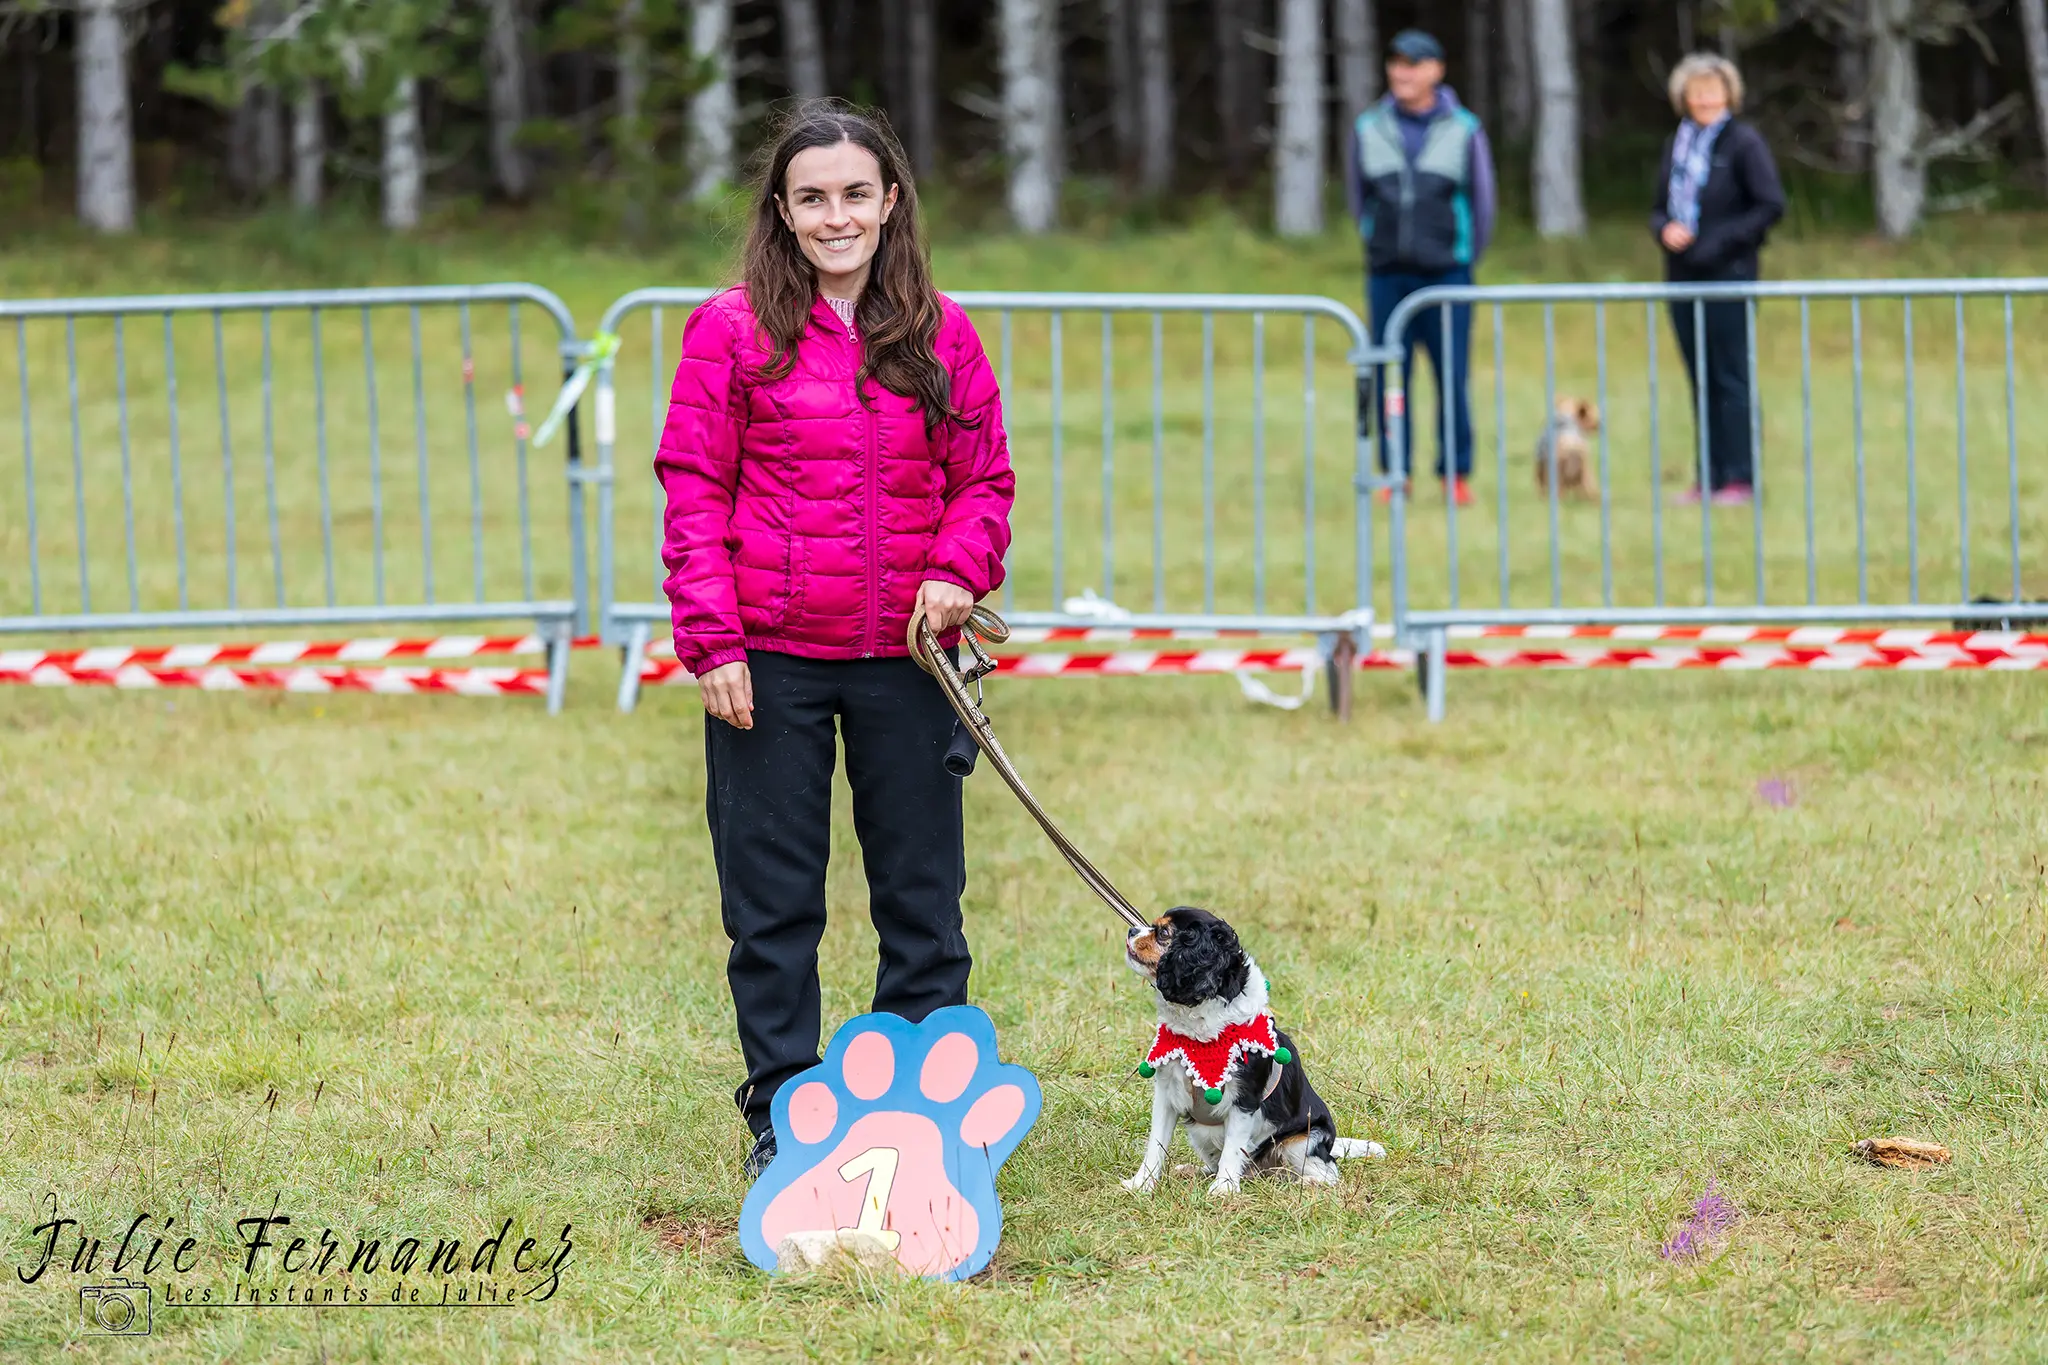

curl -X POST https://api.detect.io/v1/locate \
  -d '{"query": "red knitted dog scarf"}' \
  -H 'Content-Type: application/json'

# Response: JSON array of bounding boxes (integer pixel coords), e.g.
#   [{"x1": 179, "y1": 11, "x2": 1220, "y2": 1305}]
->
[{"x1": 1143, "y1": 1012, "x2": 1282, "y2": 1094}]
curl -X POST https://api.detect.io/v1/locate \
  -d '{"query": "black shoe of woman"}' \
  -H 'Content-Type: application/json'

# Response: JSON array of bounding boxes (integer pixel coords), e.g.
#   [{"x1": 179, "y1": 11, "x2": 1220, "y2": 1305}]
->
[{"x1": 743, "y1": 1130, "x2": 777, "y2": 1182}]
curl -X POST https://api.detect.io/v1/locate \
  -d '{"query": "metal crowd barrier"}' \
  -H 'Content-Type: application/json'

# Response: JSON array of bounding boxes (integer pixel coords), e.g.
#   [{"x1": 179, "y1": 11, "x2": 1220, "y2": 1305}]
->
[
  {"x1": 1, "y1": 285, "x2": 589, "y2": 710},
  {"x1": 591, "y1": 288, "x2": 1382, "y2": 713},
  {"x1": 1376, "y1": 278, "x2": 2047, "y2": 719}
]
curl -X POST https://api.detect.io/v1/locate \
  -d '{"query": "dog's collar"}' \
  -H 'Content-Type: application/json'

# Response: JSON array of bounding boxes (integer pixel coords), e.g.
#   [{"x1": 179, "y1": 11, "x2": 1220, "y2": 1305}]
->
[{"x1": 1140, "y1": 1011, "x2": 1291, "y2": 1101}]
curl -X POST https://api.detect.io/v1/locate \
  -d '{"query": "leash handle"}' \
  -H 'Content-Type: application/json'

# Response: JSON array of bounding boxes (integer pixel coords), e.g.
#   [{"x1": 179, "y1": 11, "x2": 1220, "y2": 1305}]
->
[{"x1": 909, "y1": 606, "x2": 1151, "y2": 932}]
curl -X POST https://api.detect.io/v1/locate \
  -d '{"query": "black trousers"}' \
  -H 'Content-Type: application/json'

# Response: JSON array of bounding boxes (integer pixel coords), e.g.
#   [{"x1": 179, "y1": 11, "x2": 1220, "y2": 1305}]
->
[
  {"x1": 704, "y1": 649, "x2": 970, "y2": 1138},
  {"x1": 1667, "y1": 296, "x2": 1757, "y2": 490}
]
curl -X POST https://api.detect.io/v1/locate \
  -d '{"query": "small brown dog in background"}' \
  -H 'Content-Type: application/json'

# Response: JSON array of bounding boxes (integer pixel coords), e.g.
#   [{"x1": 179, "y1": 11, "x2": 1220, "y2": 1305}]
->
[{"x1": 1534, "y1": 396, "x2": 1601, "y2": 498}]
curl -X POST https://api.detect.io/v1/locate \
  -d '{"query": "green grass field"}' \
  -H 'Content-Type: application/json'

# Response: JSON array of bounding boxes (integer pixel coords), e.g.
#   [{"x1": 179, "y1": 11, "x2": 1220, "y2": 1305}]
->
[{"x1": 5, "y1": 214, "x2": 2048, "y2": 1361}]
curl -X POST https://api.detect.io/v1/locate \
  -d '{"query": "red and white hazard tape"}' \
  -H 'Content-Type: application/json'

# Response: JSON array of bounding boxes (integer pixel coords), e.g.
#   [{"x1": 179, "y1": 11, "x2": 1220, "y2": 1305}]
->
[
  {"x1": 0, "y1": 660, "x2": 548, "y2": 695},
  {"x1": 0, "y1": 634, "x2": 597, "y2": 674},
  {"x1": 1447, "y1": 623, "x2": 2048, "y2": 650}
]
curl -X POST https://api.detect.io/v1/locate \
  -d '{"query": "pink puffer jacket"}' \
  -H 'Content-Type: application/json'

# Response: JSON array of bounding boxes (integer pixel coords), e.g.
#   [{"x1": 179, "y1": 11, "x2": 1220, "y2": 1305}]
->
[{"x1": 656, "y1": 286, "x2": 1015, "y2": 677}]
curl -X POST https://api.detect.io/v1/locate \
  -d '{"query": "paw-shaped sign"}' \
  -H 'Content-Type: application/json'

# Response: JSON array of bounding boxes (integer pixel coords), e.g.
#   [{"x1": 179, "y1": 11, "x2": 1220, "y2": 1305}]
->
[{"x1": 739, "y1": 1005, "x2": 1041, "y2": 1282}]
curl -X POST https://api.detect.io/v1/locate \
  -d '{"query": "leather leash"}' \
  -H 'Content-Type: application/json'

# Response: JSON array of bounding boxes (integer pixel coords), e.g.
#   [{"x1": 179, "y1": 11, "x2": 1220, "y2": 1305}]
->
[{"x1": 908, "y1": 605, "x2": 1150, "y2": 932}]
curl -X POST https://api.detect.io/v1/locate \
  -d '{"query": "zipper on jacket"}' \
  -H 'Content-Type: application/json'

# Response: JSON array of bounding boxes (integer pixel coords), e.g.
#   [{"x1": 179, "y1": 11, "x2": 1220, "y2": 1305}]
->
[{"x1": 862, "y1": 384, "x2": 880, "y2": 658}]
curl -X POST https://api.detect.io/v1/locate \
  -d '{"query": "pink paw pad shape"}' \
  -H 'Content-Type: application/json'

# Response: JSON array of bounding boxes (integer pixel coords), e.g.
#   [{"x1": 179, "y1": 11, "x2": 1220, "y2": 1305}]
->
[{"x1": 739, "y1": 1005, "x2": 1041, "y2": 1282}]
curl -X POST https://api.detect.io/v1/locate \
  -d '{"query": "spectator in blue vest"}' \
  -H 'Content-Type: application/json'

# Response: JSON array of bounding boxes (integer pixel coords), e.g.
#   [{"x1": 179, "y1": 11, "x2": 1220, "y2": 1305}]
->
[{"x1": 1345, "y1": 29, "x2": 1497, "y2": 508}]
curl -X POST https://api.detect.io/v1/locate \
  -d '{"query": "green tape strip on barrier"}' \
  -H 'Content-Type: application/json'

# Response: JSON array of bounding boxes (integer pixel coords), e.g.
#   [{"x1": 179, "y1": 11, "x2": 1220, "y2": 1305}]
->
[{"x1": 531, "y1": 331, "x2": 621, "y2": 448}]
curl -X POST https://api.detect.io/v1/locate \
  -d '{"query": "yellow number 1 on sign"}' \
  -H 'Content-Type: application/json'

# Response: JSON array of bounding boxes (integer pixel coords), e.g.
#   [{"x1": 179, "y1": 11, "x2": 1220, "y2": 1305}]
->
[{"x1": 739, "y1": 1006, "x2": 1041, "y2": 1282}]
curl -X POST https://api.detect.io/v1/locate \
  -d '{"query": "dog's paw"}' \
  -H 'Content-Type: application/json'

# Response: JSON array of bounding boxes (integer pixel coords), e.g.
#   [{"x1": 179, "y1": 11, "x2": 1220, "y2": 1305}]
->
[
  {"x1": 1120, "y1": 1170, "x2": 1159, "y2": 1194},
  {"x1": 743, "y1": 1007, "x2": 1039, "y2": 1281},
  {"x1": 1205, "y1": 1174, "x2": 1242, "y2": 1198}
]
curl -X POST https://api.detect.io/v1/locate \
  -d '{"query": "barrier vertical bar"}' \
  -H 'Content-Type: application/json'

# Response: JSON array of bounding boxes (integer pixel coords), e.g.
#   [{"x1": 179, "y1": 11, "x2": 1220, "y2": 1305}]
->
[
  {"x1": 1800, "y1": 298, "x2": 1815, "y2": 604},
  {"x1": 1001, "y1": 309, "x2": 1014, "y2": 613},
  {"x1": 1384, "y1": 342, "x2": 1409, "y2": 644},
  {"x1": 461, "y1": 303, "x2": 484, "y2": 602},
  {"x1": 1151, "y1": 312, "x2": 1164, "y2": 613},
  {"x1": 363, "y1": 308, "x2": 385, "y2": 605},
  {"x1": 115, "y1": 315, "x2": 138, "y2": 610},
  {"x1": 1543, "y1": 303, "x2": 1560, "y2": 607},
  {"x1": 1850, "y1": 297, "x2": 1866, "y2": 603},
  {"x1": 1302, "y1": 317, "x2": 1315, "y2": 615},
  {"x1": 1692, "y1": 298, "x2": 1711, "y2": 605},
  {"x1": 1253, "y1": 311, "x2": 1267, "y2": 613},
  {"x1": 213, "y1": 310, "x2": 237, "y2": 609},
  {"x1": 563, "y1": 335, "x2": 588, "y2": 637},
  {"x1": 1101, "y1": 312, "x2": 1115, "y2": 600},
  {"x1": 261, "y1": 310, "x2": 285, "y2": 606},
  {"x1": 2005, "y1": 294, "x2": 2021, "y2": 601},
  {"x1": 1647, "y1": 302, "x2": 1664, "y2": 607},
  {"x1": 1955, "y1": 295, "x2": 1970, "y2": 602},
  {"x1": 1745, "y1": 298, "x2": 1762, "y2": 605},
  {"x1": 310, "y1": 308, "x2": 333, "y2": 607},
  {"x1": 1442, "y1": 301, "x2": 1459, "y2": 608},
  {"x1": 66, "y1": 316, "x2": 89, "y2": 612},
  {"x1": 649, "y1": 307, "x2": 663, "y2": 599},
  {"x1": 1201, "y1": 311, "x2": 1215, "y2": 613},
  {"x1": 1051, "y1": 309, "x2": 1065, "y2": 607},
  {"x1": 14, "y1": 319, "x2": 37, "y2": 613},
  {"x1": 511, "y1": 302, "x2": 533, "y2": 603},
  {"x1": 410, "y1": 306, "x2": 435, "y2": 604},
  {"x1": 1495, "y1": 304, "x2": 1508, "y2": 608},
  {"x1": 1596, "y1": 302, "x2": 1612, "y2": 607},
  {"x1": 1903, "y1": 300, "x2": 1918, "y2": 602}
]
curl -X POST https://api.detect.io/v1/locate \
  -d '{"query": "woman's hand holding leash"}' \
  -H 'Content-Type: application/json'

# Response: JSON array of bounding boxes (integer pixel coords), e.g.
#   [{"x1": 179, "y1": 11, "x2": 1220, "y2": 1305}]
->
[
  {"x1": 916, "y1": 579, "x2": 975, "y2": 632},
  {"x1": 701, "y1": 659, "x2": 755, "y2": 730}
]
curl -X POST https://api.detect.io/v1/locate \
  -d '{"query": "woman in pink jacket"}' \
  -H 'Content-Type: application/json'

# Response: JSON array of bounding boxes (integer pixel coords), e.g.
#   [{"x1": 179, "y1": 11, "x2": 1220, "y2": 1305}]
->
[{"x1": 656, "y1": 103, "x2": 1015, "y2": 1181}]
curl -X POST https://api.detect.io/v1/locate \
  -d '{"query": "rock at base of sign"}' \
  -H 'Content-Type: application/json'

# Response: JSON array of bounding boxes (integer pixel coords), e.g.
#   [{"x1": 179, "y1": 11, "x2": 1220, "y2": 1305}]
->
[
  {"x1": 774, "y1": 1229, "x2": 905, "y2": 1274},
  {"x1": 1853, "y1": 1136, "x2": 1952, "y2": 1168}
]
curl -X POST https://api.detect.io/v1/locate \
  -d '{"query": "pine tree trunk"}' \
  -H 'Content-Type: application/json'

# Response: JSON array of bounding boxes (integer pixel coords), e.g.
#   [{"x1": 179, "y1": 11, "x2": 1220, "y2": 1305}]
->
[
  {"x1": 1135, "y1": 0, "x2": 1174, "y2": 193},
  {"x1": 1528, "y1": 0, "x2": 1585, "y2": 236},
  {"x1": 2018, "y1": 0, "x2": 2048, "y2": 180},
  {"x1": 1500, "y1": 0, "x2": 1534, "y2": 137},
  {"x1": 1214, "y1": 0, "x2": 1252, "y2": 180},
  {"x1": 1272, "y1": 0, "x2": 1323, "y2": 236},
  {"x1": 382, "y1": 75, "x2": 423, "y2": 231},
  {"x1": 486, "y1": 0, "x2": 532, "y2": 200},
  {"x1": 1104, "y1": 0, "x2": 1138, "y2": 172},
  {"x1": 292, "y1": 85, "x2": 323, "y2": 212},
  {"x1": 619, "y1": 0, "x2": 647, "y2": 138},
  {"x1": 779, "y1": 0, "x2": 827, "y2": 99},
  {"x1": 1464, "y1": 0, "x2": 1493, "y2": 124},
  {"x1": 999, "y1": 0, "x2": 1060, "y2": 232},
  {"x1": 76, "y1": 0, "x2": 134, "y2": 233},
  {"x1": 1869, "y1": 0, "x2": 1922, "y2": 238},
  {"x1": 254, "y1": 87, "x2": 285, "y2": 191},
  {"x1": 688, "y1": 0, "x2": 736, "y2": 203},
  {"x1": 905, "y1": 0, "x2": 937, "y2": 177},
  {"x1": 1835, "y1": 0, "x2": 1869, "y2": 171}
]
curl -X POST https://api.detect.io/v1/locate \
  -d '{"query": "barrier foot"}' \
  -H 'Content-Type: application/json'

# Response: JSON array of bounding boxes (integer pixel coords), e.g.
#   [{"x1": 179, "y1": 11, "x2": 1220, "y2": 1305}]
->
[
  {"x1": 1326, "y1": 633, "x2": 1357, "y2": 722},
  {"x1": 544, "y1": 627, "x2": 571, "y2": 715},
  {"x1": 616, "y1": 621, "x2": 651, "y2": 714},
  {"x1": 1423, "y1": 628, "x2": 1447, "y2": 723}
]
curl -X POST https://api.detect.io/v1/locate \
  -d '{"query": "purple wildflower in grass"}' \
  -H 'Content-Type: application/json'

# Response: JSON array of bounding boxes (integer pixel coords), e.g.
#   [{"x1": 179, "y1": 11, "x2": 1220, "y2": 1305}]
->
[
  {"x1": 1756, "y1": 777, "x2": 1796, "y2": 809},
  {"x1": 1659, "y1": 1180, "x2": 1740, "y2": 1261}
]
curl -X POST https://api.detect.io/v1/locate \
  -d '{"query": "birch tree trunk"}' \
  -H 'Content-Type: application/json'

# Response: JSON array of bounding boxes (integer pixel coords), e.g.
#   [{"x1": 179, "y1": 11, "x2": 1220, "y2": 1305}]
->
[
  {"x1": 76, "y1": 0, "x2": 134, "y2": 233},
  {"x1": 292, "y1": 85, "x2": 323, "y2": 212},
  {"x1": 1500, "y1": 0, "x2": 1534, "y2": 135},
  {"x1": 382, "y1": 75, "x2": 423, "y2": 231},
  {"x1": 1272, "y1": 0, "x2": 1323, "y2": 236},
  {"x1": 2018, "y1": 0, "x2": 2048, "y2": 179},
  {"x1": 1135, "y1": 0, "x2": 1174, "y2": 193},
  {"x1": 1835, "y1": 0, "x2": 1869, "y2": 171},
  {"x1": 254, "y1": 88, "x2": 285, "y2": 190},
  {"x1": 905, "y1": 0, "x2": 937, "y2": 177},
  {"x1": 1464, "y1": 0, "x2": 1493, "y2": 124},
  {"x1": 1104, "y1": 0, "x2": 1138, "y2": 172},
  {"x1": 1869, "y1": 0, "x2": 1922, "y2": 238},
  {"x1": 1333, "y1": 0, "x2": 1378, "y2": 116},
  {"x1": 619, "y1": 0, "x2": 647, "y2": 140},
  {"x1": 688, "y1": 0, "x2": 736, "y2": 203},
  {"x1": 779, "y1": 0, "x2": 827, "y2": 99},
  {"x1": 998, "y1": 0, "x2": 1060, "y2": 233},
  {"x1": 1528, "y1": 0, "x2": 1585, "y2": 236},
  {"x1": 486, "y1": 0, "x2": 532, "y2": 199}
]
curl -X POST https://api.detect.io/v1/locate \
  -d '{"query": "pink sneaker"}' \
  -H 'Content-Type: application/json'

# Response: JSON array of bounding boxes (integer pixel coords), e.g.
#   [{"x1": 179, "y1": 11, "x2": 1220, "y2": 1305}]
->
[
  {"x1": 1710, "y1": 484, "x2": 1755, "y2": 506},
  {"x1": 1672, "y1": 485, "x2": 1704, "y2": 506}
]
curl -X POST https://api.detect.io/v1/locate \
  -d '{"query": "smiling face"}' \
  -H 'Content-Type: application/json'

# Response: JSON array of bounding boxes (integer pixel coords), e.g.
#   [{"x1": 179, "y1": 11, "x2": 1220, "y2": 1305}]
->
[
  {"x1": 1386, "y1": 57, "x2": 1443, "y2": 113},
  {"x1": 1684, "y1": 73, "x2": 1730, "y2": 126},
  {"x1": 776, "y1": 140, "x2": 899, "y2": 301}
]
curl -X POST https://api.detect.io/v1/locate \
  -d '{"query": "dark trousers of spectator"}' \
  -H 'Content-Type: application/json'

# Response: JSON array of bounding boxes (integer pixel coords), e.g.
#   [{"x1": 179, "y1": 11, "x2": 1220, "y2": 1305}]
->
[
  {"x1": 704, "y1": 649, "x2": 970, "y2": 1138},
  {"x1": 1667, "y1": 297, "x2": 1757, "y2": 490},
  {"x1": 1368, "y1": 264, "x2": 1475, "y2": 480}
]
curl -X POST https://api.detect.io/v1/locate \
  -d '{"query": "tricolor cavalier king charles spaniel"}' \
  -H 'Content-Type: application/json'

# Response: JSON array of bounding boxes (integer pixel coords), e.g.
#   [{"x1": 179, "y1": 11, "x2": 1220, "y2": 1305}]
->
[{"x1": 1123, "y1": 906, "x2": 1385, "y2": 1196}]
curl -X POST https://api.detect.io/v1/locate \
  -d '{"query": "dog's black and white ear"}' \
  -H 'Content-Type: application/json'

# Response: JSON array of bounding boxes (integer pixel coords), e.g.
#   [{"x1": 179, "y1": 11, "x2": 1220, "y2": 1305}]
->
[{"x1": 1153, "y1": 910, "x2": 1251, "y2": 1006}]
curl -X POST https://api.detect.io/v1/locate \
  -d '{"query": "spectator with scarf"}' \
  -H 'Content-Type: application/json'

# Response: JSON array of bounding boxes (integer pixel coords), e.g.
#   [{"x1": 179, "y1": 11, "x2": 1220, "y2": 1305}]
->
[{"x1": 1650, "y1": 52, "x2": 1784, "y2": 505}]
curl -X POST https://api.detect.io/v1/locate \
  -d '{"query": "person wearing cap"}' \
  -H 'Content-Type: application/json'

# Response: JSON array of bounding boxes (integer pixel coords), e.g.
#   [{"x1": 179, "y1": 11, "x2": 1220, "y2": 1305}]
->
[{"x1": 1346, "y1": 28, "x2": 1497, "y2": 508}]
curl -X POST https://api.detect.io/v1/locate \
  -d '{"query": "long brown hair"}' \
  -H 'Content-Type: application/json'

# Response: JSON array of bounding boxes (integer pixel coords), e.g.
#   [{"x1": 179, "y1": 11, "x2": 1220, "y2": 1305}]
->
[{"x1": 740, "y1": 100, "x2": 973, "y2": 432}]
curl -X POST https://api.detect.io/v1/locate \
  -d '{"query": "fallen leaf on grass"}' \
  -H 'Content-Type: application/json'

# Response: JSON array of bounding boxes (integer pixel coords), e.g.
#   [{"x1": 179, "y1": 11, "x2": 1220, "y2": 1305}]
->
[
  {"x1": 642, "y1": 1212, "x2": 734, "y2": 1256},
  {"x1": 1852, "y1": 1137, "x2": 1951, "y2": 1168}
]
